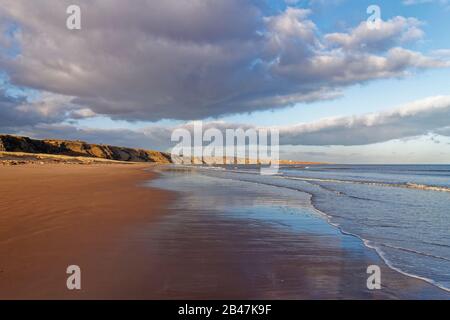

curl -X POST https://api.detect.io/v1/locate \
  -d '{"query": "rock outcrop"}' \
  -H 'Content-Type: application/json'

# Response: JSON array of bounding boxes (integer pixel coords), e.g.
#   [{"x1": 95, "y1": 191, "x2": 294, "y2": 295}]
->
[{"x1": 0, "y1": 135, "x2": 172, "y2": 163}]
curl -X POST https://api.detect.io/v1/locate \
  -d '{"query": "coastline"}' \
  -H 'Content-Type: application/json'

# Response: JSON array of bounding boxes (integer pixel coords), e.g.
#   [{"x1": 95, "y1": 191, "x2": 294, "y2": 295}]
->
[
  {"x1": 0, "y1": 163, "x2": 448, "y2": 299},
  {"x1": 311, "y1": 203, "x2": 450, "y2": 295},
  {"x1": 147, "y1": 168, "x2": 449, "y2": 299},
  {"x1": 189, "y1": 165, "x2": 450, "y2": 296}
]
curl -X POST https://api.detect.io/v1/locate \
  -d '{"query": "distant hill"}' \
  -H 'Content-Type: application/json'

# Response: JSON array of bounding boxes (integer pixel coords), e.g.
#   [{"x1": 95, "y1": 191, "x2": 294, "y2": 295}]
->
[
  {"x1": 0, "y1": 134, "x2": 324, "y2": 166},
  {"x1": 0, "y1": 135, "x2": 172, "y2": 164}
]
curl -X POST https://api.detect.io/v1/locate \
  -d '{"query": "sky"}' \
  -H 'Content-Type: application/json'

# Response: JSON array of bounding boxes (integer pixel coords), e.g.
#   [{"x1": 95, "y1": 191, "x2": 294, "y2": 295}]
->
[{"x1": 0, "y1": 0, "x2": 450, "y2": 163}]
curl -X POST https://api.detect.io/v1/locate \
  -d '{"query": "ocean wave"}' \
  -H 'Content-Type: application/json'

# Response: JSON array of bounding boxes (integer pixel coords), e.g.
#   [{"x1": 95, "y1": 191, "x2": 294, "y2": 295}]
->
[
  {"x1": 362, "y1": 240, "x2": 450, "y2": 293},
  {"x1": 283, "y1": 176, "x2": 450, "y2": 193},
  {"x1": 202, "y1": 166, "x2": 450, "y2": 193},
  {"x1": 405, "y1": 183, "x2": 450, "y2": 192},
  {"x1": 308, "y1": 193, "x2": 450, "y2": 292},
  {"x1": 378, "y1": 243, "x2": 450, "y2": 262},
  {"x1": 194, "y1": 167, "x2": 450, "y2": 293}
]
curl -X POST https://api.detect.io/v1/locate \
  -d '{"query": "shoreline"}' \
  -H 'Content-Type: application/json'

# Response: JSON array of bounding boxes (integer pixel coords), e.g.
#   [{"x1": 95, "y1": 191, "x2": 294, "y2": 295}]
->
[
  {"x1": 188, "y1": 165, "x2": 450, "y2": 296},
  {"x1": 306, "y1": 195, "x2": 450, "y2": 294},
  {"x1": 148, "y1": 168, "x2": 450, "y2": 299},
  {"x1": 1, "y1": 163, "x2": 448, "y2": 299},
  {"x1": 314, "y1": 204, "x2": 450, "y2": 294}
]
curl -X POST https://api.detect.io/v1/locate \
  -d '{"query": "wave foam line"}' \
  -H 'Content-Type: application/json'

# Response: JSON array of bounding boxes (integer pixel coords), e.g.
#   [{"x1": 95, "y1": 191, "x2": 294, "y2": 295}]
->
[
  {"x1": 200, "y1": 165, "x2": 450, "y2": 193},
  {"x1": 194, "y1": 167, "x2": 450, "y2": 293},
  {"x1": 309, "y1": 205, "x2": 450, "y2": 293},
  {"x1": 284, "y1": 176, "x2": 450, "y2": 193}
]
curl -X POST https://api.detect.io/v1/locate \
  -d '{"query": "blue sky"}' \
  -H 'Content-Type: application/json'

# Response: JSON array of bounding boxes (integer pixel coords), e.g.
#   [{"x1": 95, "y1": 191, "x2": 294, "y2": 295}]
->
[
  {"x1": 1, "y1": 0, "x2": 450, "y2": 163},
  {"x1": 78, "y1": 0, "x2": 450, "y2": 127},
  {"x1": 222, "y1": 0, "x2": 450, "y2": 126}
]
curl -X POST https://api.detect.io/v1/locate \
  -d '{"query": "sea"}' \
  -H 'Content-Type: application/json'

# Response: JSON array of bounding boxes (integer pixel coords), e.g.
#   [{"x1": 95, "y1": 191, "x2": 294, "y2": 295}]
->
[{"x1": 156, "y1": 164, "x2": 450, "y2": 292}]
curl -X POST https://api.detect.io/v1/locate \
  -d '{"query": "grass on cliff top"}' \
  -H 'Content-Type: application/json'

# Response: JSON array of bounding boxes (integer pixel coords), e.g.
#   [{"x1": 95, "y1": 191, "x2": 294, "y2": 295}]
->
[{"x1": 0, "y1": 151, "x2": 139, "y2": 164}]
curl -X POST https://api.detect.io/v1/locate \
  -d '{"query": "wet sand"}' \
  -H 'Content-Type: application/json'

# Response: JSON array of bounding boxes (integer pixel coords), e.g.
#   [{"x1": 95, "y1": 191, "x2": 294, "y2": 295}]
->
[
  {"x1": 0, "y1": 164, "x2": 448, "y2": 299},
  {"x1": 143, "y1": 169, "x2": 450, "y2": 299},
  {"x1": 0, "y1": 164, "x2": 172, "y2": 299}
]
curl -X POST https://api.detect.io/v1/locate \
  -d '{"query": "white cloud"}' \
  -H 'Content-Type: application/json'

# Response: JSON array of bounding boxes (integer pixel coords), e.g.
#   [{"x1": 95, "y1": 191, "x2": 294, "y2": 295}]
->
[
  {"x1": 403, "y1": 0, "x2": 449, "y2": 6},
  {"x1": 9, "y1": 96, "x2": 450, "y2": 151},
  {"x1": 0, "y1": 1, "x2": 447, "y2": 122},
  {"x1": 325, "y1": 17, "x2": 424, "y2": 52},
  {"x1": 277, "y1": 95, "x2": 450, "y2": 145}
]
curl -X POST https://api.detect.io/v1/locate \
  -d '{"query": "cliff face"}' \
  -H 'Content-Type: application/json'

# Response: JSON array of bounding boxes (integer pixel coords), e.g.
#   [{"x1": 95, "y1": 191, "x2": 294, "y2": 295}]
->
[{"x1": 0, "y1": 135, "x2": 172, "y2": 164}]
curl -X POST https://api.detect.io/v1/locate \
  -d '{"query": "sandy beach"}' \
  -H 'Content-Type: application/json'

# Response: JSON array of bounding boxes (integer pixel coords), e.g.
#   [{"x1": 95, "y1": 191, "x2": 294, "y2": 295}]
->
[
  {"x1": 0, "y1": 163, "x2": 172, "y2": 299},
  {"x1": 0, "y1": 164, "x2": 448, "y2": 300}
]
